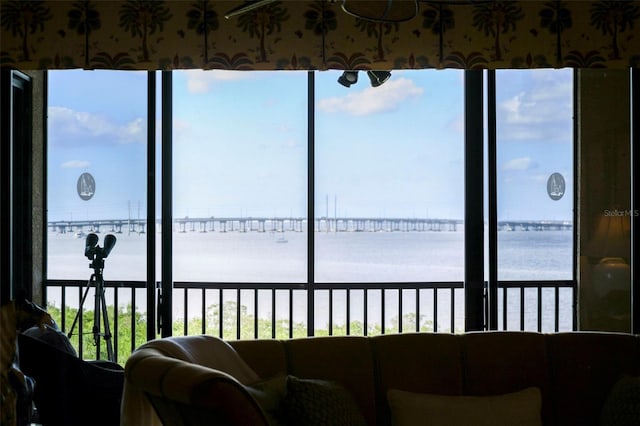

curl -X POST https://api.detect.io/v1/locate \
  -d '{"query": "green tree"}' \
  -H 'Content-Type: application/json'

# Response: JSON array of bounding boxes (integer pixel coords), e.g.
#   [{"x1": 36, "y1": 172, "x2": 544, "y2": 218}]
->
[
  {"x1": 472, "y1": 1, "x2": 524, "y2": 61},
  {"x1": 112, "y1": 303, "x2": 148, "y2": 362},
  {"x1": 186, "y1": 0, "x2": 219, "y2": 63},
  {"x1": 590, "y1": 1, "x2": 640, "y2": 60},
  {"x1": 46, "y1": 300, "x2": 453, "y2": 367},
  {"x1": 47, "y1": 303, "x2": 148, "y2": 365},
  {"x1": 237, "y1": 2, "x2": 289, "y2": 63},
  {"x1": 119, "y1": 0, "x2": 172, "y2": 62},
  {"x1": 0, "y1": 0, "x2": 52, "y2": 61},
  {"x1": 539, "y1": 1, "x2": 572, "y2": 63},
  {"x1": 68, "y1": 0, "x2": 101, "y2": 68}
]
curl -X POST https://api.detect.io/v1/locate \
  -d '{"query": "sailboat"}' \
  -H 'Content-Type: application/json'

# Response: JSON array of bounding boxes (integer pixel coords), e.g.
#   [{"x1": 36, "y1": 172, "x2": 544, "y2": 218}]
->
[
  {"x1": 276, "y1": 231, "x2": 288, "y2": 243},
  {"x1": 549, "y1": 175, "x2": 564, "y2": 198},
  {"x1": 79, "y1": 174, "x2": 94, "y2": 198}
]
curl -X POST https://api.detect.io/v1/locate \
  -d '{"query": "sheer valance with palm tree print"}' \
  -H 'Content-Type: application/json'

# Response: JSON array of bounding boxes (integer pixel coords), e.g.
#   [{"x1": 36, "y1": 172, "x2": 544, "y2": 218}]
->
[{"x1": 1, "y1": 1, "x2": 639, "y2": 71}]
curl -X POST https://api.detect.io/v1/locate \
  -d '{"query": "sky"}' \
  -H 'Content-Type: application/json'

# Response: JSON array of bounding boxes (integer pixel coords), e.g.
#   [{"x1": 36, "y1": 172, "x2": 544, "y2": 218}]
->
[{"x1": 47, "y1": 67, "x2": 574, "y2": 223}]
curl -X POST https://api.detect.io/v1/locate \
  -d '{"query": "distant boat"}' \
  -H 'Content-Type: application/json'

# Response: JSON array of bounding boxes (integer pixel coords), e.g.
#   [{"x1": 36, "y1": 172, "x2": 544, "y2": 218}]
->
[{"x1": 74, "y1": 230, "x2": 85, "y2": 238}]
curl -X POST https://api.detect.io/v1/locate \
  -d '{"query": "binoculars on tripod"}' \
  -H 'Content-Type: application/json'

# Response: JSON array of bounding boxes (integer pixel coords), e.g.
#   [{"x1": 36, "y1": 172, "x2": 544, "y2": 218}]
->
[
  {"x1": 84, "y1": 233, "x2": 116, "y2": 269},
  {"x1": 67, "y1": 232, "x2": 118, "y2": 362}
]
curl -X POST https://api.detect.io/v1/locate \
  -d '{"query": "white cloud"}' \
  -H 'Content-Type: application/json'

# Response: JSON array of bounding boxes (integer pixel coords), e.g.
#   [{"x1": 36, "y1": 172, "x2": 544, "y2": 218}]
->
[
  {"x1": 185, "y1": 70, "x2": 253, "y2": 94},
  {"x1": 123, "y1": 117, "x2": 144, "y2": 140},
  {"x1": 497, "y1": 70, "x2": 573, "y2": 142},
  {"x1": 48, "y1": 106, "x2": 144, "y2": 144},
  {"x1": 503, "y1": 156, "x2": 537, "y2": 171},
  {"x1": 318, "y1": 77, "x2": 424, "y2": 116},
  {"x1": 61, "y1": 160, "x2": 91, "y2": 169}
]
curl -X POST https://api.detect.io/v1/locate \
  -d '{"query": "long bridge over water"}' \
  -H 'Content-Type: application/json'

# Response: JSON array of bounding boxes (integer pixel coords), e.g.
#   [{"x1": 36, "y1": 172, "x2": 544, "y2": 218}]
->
[{"x1": 48, "y1": 217, "x2": 572, "y2": 235}]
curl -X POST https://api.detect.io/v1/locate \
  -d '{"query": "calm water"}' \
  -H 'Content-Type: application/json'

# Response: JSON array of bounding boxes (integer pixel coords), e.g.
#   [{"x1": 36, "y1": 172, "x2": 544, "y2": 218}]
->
[{"x1": 47, "y1": 228, "x2": 574, "y2": 332}]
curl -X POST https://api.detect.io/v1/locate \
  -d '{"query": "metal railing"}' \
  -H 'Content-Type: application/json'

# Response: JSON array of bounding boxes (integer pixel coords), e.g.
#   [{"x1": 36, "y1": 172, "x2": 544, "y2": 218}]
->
[{"x1": 44, "y1": 279, "x2": 576, "y2": 364}]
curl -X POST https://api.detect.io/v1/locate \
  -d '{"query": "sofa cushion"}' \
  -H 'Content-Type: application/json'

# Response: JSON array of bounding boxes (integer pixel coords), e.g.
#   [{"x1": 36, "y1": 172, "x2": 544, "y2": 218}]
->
[
  {"x1": 462, "y1": 331, "x2": 551, "y2": 423},
  {"x1": 284, "y1": 336, "x2": 376, "y2": 425},
  {"x1": 387, "y1": 387, "x2": 542, "y2": 426},
  {"x1": 372, "y1": 333, "x2": 463, "y2": 425},
  {"x1": 231, "y1": 339, "x2": 288, "y2": 379},
  {"x1": 284, "y1": 375, "x2": 367, "y2": 426},
  {"x1": 599, "y1": 375, "x2": 640, "y2": 426}
]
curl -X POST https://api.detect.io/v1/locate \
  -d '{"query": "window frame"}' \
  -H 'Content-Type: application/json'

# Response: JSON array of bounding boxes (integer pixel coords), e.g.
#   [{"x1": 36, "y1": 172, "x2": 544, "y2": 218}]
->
[{"x1": 43, "y1": 68, "x2": 578, "y2": 342}]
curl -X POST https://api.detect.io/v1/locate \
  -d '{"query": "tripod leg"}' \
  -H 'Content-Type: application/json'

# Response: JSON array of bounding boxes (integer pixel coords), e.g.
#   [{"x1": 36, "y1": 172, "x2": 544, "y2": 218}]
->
[
  {"x1": 94, "y1": 275, "x2": 101, "y2": 354},
  {"x1": 97, "y1": 273, "x2": 115, "y2": 362},
  {"x1": 67, "y1": 275, "x2": 95, "y2": 339}
]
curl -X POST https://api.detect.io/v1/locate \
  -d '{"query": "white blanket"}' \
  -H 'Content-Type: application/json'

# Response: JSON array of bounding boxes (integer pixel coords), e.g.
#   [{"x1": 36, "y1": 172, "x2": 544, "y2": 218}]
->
[{"x1": 120, "y1": 335, "x2": 260, "y2": 426}]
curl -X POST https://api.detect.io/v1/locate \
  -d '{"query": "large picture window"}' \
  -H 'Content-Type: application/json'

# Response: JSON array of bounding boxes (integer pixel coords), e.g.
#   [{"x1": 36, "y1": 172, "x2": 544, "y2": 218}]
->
[{"x1": 44, "y1": 69, "x2": 577, "y2": 359}]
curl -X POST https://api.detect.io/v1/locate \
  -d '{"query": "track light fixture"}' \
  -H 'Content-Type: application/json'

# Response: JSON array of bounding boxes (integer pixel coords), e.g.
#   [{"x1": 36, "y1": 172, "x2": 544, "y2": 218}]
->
[
  {"x1": 337, "y1": 71, "x2": 391, "y2": 88},
  {"x1": 367, "y1": 71, "x2": 392, "y2": 87},
  {"x1": 337, "y1": 71, "x2": 359, "y2": 87}
]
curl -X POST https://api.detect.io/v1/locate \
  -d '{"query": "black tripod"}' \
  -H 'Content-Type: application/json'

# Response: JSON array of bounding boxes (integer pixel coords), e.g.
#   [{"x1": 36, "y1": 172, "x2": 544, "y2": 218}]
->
[{"x1": 68, "y1": 233, "x2": 116, "y2": 362}]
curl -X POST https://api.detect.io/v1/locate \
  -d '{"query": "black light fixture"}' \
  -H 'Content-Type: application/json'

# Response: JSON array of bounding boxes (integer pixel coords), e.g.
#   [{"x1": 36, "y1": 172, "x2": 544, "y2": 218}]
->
[
  {"x1": 337, "y1": 71, "x2": 359, "y2": 87},
  {"x1": 367, "y1": 71, "x2": 392, "y2": 87},
  {"x1": 338, "y1": 71, "x2": 391, "y2": 88}
]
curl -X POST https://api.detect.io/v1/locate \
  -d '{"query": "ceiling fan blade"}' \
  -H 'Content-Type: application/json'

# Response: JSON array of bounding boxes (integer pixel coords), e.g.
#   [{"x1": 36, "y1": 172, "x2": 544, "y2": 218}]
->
[
  {"x1": 224, "y1": 0, "x2": 278, "y2": 19},
  {"x1": 341, "y1": 0, "x2": 418, "y2": 23}
]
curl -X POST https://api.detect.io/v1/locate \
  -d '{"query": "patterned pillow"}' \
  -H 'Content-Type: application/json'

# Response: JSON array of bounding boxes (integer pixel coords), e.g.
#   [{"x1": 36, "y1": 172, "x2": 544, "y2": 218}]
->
[
  {"x1": 245, "y1": 373, "x2": 288, "y2": 426},
  {"x1": 600, "y1": 376, "x2": 640, "y2": 426},
  {"x1": 283, "y1": 376, "x2": 367, "y2": 426}
]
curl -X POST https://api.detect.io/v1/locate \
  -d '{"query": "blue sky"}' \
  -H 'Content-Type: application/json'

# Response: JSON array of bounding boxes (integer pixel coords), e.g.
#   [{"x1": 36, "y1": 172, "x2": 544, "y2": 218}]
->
[{"x1": 47, "y1": 68, "x2": 573, "y2": 223}]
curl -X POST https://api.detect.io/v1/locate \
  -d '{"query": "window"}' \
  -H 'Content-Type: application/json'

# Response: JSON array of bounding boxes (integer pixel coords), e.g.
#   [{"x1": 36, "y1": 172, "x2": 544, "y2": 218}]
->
[
  {"x1": 44, "y1": 69, "x2": 577, "y2": 356},
  {"x1": 172, "y1": 71, "x2": 308, "y2": 283},
  {"x1": 315, "y1": 70, "x2": 465, "y2": 333},
  {"x1": 47, "y1": 70, "x2": 149, "y2": 358},
  {"x1": 315, "y1": 70, "x2": 464, "y2": 283},
  {"x1": 493, "y1": 69, "x2": 574, "y2": 331}
]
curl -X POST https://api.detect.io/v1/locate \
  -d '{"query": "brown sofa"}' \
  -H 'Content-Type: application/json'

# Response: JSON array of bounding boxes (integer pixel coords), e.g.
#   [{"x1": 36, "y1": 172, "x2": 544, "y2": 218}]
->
[{"x1": 122, "y1": 331, "x2": 640, "y2": 426}]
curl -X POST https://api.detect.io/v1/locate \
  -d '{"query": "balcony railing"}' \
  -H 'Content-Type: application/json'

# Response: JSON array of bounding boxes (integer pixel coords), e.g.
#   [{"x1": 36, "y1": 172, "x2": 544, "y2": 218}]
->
[{"x1": 44, "y1": 279, "x2": 576, "y2": 364}]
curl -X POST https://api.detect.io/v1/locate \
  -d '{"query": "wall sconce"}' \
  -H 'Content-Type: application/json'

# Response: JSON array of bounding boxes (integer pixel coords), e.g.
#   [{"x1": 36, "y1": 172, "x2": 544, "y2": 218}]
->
[
  {"x1": 337, "y1": 71, "x2": 391, "y2": 88},
  {"x1": 586, "y1": 214, "x2": 631, "y2": 300}
]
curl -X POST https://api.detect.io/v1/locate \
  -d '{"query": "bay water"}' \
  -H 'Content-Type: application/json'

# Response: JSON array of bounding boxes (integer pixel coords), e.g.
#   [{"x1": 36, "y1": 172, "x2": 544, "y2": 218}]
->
[{"x1": 47, "y1": 227, "x2": 574, "y2": 333}]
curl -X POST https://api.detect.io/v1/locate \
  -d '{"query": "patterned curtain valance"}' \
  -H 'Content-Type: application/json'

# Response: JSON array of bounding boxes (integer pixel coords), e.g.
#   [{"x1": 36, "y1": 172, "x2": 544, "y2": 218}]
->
[{"x1": 1, "y1": 0, "x2": 639, "y2": 71}]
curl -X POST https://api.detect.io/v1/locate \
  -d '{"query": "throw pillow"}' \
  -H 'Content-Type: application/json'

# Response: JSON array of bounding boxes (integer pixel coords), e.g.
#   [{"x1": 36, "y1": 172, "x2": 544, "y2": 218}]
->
[
  {"x1": 387, "y1": 387, "x2": 542, "y2": 426},
  {"x1": 244, "y1": 373, "x2": 288, "y2": 426},
  {"x1": 284, "y1": 375, "x2": 367, "y2": 426},
  {"x1": 600, "y1": 375, "x2": 640, "y2": 426}
]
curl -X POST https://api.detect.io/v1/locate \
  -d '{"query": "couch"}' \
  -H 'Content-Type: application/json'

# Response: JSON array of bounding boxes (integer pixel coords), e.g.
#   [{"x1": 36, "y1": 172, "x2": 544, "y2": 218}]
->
[{"x1": 122, "y1": 331, "x2": 640, "y2": 426}]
